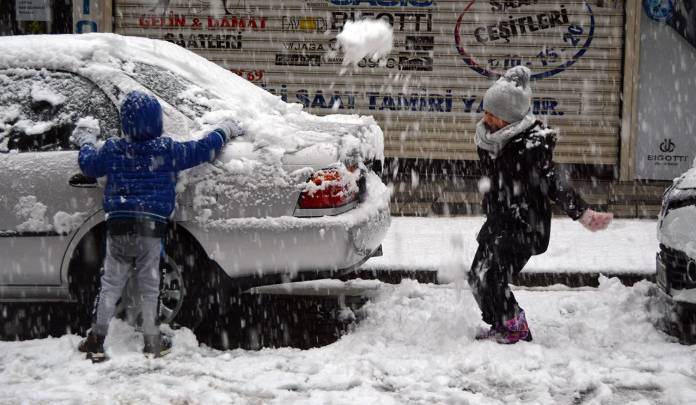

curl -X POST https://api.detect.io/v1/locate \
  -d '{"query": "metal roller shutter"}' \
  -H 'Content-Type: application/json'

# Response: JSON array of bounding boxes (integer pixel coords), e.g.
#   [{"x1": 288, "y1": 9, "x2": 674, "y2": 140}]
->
[{"x1": 113, "y1": 0, "x2": 626, "y2": 165}]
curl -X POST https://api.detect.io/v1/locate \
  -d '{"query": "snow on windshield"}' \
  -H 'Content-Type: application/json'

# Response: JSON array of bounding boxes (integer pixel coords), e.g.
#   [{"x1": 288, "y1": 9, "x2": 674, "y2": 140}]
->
[{"x1": 30, "y1": 83, "x2": 66, "y2": 107}]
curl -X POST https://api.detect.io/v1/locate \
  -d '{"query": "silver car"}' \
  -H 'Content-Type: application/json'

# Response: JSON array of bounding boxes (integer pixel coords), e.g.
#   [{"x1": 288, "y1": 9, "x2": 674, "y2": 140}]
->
[
  {"x1": 0, "y1": 34, "x2": 390, "y2": 335},
  {"x1": 656, "y1": 167, "x2": 696, "y2": 343}
]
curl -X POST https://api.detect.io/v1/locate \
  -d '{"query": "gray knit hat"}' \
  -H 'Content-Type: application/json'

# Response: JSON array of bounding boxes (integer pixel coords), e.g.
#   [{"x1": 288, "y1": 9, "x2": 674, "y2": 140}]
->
[{"x1": 482, "y1": 66, "x2": 532, "y2": 124}]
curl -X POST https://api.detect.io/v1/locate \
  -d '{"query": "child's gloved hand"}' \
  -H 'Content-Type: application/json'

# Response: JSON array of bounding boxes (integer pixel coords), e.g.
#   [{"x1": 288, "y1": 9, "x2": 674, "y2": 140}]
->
[
  {"x1": 579, "y1": 209, "x2": 613, "y2": 232},
  {"x1": 217, "y1": 120, "x2": 245, "y2": 142},
  {"x1": 71, "y1": 117, "x2": 100, "y2": 147}
]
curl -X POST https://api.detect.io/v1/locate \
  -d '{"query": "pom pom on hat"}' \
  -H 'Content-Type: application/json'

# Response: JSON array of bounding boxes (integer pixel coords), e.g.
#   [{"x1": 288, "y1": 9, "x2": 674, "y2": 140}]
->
[{"x1": 482, "y1": 66, "x2": 533, "y2": 124}]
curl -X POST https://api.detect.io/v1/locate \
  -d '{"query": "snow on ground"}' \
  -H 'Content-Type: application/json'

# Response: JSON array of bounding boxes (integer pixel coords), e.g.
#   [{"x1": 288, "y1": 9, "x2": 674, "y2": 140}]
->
[
  {"x1": 2, "y1": 277, "x2": 695, "y2": 404},
  {"x1": 364, "y1": 217, "x2": 658, "y2": 281}
]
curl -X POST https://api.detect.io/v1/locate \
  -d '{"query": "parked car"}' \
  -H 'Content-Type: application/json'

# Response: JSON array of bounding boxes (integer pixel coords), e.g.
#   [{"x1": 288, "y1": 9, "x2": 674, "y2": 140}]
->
[
  {"x1": 0, "y1": 34, "x2": 390, "y2": 339},
  {"x1": 656, "y1": 166, "x2": 696, "y2": 343}
]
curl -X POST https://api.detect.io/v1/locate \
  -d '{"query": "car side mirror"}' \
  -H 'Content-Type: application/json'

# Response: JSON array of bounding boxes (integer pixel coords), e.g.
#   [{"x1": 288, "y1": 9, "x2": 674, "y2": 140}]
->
[{"x1": 69, "y1": 173, "x2": 98, "y2": 188}]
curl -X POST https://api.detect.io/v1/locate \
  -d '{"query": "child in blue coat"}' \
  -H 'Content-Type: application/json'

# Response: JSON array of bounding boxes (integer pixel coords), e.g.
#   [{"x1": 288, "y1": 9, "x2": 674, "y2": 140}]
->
[{"x1": 74, "y1": 90, "x2": 243, "y2": 361}]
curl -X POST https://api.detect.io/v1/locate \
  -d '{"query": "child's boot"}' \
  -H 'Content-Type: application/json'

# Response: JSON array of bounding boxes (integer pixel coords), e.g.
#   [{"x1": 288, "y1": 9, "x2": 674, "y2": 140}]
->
[
  {"x1": 78, "y1": 332, "x2": 107, "y2": 363},
  {"x1": 143, "y1": 333, "x2": 172, "y2": 358},
  {"x1": 496, "y1": 310, "x2": 533, "y2": 344}
]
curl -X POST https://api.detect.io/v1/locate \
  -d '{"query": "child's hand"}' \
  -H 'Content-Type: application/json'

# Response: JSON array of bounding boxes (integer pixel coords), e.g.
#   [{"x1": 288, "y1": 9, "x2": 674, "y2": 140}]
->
[
  {"x1": 579, "y1": 209, "x2": 613, "y2": 232},
  {"x1": 71, "y1": 117, "x2": 100, "y2": 147},
  {"x1": 217, "y1": 120, "x2": 245, "y2": 141}
]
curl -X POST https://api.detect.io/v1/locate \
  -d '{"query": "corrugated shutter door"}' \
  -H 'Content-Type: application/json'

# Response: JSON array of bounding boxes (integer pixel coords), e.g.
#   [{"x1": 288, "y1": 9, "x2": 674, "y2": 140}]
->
[{"x1": 114, "y1": 0, "x2": 625, "y2": 165}]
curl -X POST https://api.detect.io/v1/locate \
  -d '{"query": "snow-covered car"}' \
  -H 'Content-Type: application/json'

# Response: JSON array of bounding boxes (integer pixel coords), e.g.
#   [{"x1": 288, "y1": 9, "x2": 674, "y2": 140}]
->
[
  {"x1": 656, "y1": 166, "x2": 696, "y2": 342},
  {"x1": 0, "y1": 34, "x2": 390, "y2": 335}
]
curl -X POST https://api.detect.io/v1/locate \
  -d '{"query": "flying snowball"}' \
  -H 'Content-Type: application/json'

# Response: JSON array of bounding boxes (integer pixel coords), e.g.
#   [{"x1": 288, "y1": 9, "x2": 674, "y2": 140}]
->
[{"x1": 336, "y1": 19, "x2": 394, "y2": 66}]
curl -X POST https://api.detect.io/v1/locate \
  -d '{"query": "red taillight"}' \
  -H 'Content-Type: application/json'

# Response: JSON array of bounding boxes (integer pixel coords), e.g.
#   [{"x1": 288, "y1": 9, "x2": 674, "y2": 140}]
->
[{"x1": 298, "y1": 169, "x2": 358, "y2": 209}]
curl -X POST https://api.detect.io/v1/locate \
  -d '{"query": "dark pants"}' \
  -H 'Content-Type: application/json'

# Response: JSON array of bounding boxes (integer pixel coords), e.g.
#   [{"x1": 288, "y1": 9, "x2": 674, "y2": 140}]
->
[{"x1": 468, "y1": 237, "x2": 532, "y2": 326}]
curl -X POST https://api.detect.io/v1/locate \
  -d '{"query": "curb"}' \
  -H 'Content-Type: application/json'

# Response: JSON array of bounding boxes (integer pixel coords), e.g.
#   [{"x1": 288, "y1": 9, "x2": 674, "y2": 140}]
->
[
  {"x1": 356, "y1": 268, "x2": 655, "y2": 288},
  {"x1": 512, "y1": 272, "x2": 656, "y2": 288}
]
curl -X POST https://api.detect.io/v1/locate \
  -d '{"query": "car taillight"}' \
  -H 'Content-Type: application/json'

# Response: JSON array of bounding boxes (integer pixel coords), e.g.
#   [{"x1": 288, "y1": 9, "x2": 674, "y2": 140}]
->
[{"x1": 298, "y1": 169, "x2": 359, "y2": 209}]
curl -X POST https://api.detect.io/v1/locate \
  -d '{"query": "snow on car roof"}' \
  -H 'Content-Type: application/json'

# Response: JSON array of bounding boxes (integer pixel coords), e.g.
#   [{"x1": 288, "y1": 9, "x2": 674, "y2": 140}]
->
[{"x1": 0, "y1": 33, "x2": 384, "y2": 167}]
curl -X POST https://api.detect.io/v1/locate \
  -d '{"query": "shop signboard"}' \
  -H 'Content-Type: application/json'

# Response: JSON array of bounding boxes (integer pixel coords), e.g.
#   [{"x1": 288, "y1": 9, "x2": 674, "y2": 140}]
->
[{"x1": 113, "y1": 0, "x2": 626, "y2": 166}]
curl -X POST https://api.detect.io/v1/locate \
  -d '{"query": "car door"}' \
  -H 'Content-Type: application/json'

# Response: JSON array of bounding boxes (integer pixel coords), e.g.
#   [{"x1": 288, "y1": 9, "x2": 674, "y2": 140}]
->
[{"x1": 0, "y1": 69, "x2": 119, "y2": 287}]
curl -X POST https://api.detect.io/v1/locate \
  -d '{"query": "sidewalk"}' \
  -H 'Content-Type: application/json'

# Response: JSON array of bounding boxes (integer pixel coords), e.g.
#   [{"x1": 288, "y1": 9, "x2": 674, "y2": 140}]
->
[{"x1": 362, "y1": 217, "x2": 658, "y2": 284}]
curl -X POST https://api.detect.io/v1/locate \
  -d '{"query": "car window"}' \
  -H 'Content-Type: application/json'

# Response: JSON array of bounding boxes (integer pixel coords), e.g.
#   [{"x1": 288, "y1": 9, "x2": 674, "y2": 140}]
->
[
  {"x1": 124, "y1": 62, "x2": 217, "y2": 120},
  {"x1": 0, "y1": 69, "x2": 119, "y2": 153}
]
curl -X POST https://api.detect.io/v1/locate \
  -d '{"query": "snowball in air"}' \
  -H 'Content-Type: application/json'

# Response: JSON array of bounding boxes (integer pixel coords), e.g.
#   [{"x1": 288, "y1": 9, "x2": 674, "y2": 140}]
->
[{"x1": 336, "y1": 19, "x2": 394, "y2": 66}]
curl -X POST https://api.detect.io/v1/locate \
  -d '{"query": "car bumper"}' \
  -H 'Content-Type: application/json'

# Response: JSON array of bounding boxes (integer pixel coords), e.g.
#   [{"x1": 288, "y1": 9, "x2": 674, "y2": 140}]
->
[{"x1": 182, "y1": 178, "x2": 391, "y2": 279}]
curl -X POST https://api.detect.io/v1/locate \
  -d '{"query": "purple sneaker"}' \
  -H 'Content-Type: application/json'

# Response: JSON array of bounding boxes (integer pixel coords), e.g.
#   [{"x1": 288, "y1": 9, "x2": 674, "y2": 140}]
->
[{"x1": 496, "y1": 310, "x2": 533, "y2": 344}]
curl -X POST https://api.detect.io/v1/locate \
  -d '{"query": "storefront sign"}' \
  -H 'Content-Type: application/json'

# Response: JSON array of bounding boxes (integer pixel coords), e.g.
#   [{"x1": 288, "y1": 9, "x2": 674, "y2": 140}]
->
[
  {"x1": 16, "y1": 0, "x2": 51, "y2": 21},
  {"x1": 454, "y1": 1, "x2": 595, "y2": 80},
  {"x1": 635, "y1": 2, "x2": 696, "y2": 179}
]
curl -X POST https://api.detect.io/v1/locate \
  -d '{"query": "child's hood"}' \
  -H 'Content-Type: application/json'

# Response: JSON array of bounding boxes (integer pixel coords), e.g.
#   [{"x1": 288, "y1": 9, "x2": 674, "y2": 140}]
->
[{"x1": 120, "y1": 91, "x2": 163, "y2": 142}]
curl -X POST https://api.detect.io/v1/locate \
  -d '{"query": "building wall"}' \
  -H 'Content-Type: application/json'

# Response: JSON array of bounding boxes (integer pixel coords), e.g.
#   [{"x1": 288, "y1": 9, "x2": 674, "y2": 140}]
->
[
  {"x1": 113, "y1": 0, "x2": 627, "y2": 168},
  {"x1": 635, "y1": 6, "x2": 696, "y2": 180}
]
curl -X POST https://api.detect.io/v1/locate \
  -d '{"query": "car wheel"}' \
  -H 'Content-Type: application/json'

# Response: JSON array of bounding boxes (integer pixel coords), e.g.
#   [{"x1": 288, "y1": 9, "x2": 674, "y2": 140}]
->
[
  {"x1": 159, "y1": 252, "x2": 186, "y2": 324},
  {"x1": 163, "y1": 226, "x2": 219, "y2": 332}
]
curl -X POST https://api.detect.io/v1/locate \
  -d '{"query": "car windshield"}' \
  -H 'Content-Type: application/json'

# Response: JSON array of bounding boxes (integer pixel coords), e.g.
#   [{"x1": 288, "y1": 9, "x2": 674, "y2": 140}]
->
[{"x1": 124, "y1": 62, "x2": 217, "y2": 121}]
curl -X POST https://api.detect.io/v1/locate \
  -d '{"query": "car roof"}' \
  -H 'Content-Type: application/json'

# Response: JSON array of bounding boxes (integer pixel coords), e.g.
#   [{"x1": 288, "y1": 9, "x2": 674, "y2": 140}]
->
[{"x1": 0, "y1": 33, "x2": 272, "y2": 104}]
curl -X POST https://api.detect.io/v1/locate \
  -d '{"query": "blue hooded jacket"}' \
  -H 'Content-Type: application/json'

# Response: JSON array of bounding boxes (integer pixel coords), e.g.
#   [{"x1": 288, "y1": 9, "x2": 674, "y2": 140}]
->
[{"x1": 78, "y1": 91, "x2": 227, "y2": 223}]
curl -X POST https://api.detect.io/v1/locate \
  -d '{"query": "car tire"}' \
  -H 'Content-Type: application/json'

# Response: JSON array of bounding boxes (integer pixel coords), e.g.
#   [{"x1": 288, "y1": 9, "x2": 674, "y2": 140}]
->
[{"x1": 162, "y1": 225, "x2": 221, "y2": 332}]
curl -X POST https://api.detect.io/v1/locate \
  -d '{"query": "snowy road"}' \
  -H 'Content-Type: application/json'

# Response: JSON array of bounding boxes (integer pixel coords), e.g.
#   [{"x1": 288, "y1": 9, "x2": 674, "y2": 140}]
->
[{"x1": 2, "y1": 277, "x2": 695, "y2": 405}]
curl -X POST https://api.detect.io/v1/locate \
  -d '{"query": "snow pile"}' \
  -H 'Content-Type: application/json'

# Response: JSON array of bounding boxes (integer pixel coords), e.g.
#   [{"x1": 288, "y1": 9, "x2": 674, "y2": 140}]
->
[
  {"x1": 74, "y1": 116, "x2": 99, "y2": 131},
  {"x1": 53, "y1": 211, "x2": 87, "y2": 235},
  {"x1": 10, "y1": 195, "x2": 86, "y2": 234},
  {"x1": 672, "y1": 288, "x2": 696, "y2": 304},
  {"x1": 14, "y1": 196, "x2": 51, "y2": 232},
  {"x1": 2, "y1": 278, "x2": 695, "y2": 403},
  {"x1": 30, "y1": 83, "x2": 66, "y2": 107},
  {"x1": 336, "y1": 19, "x2": 394, "y2": 66}
]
